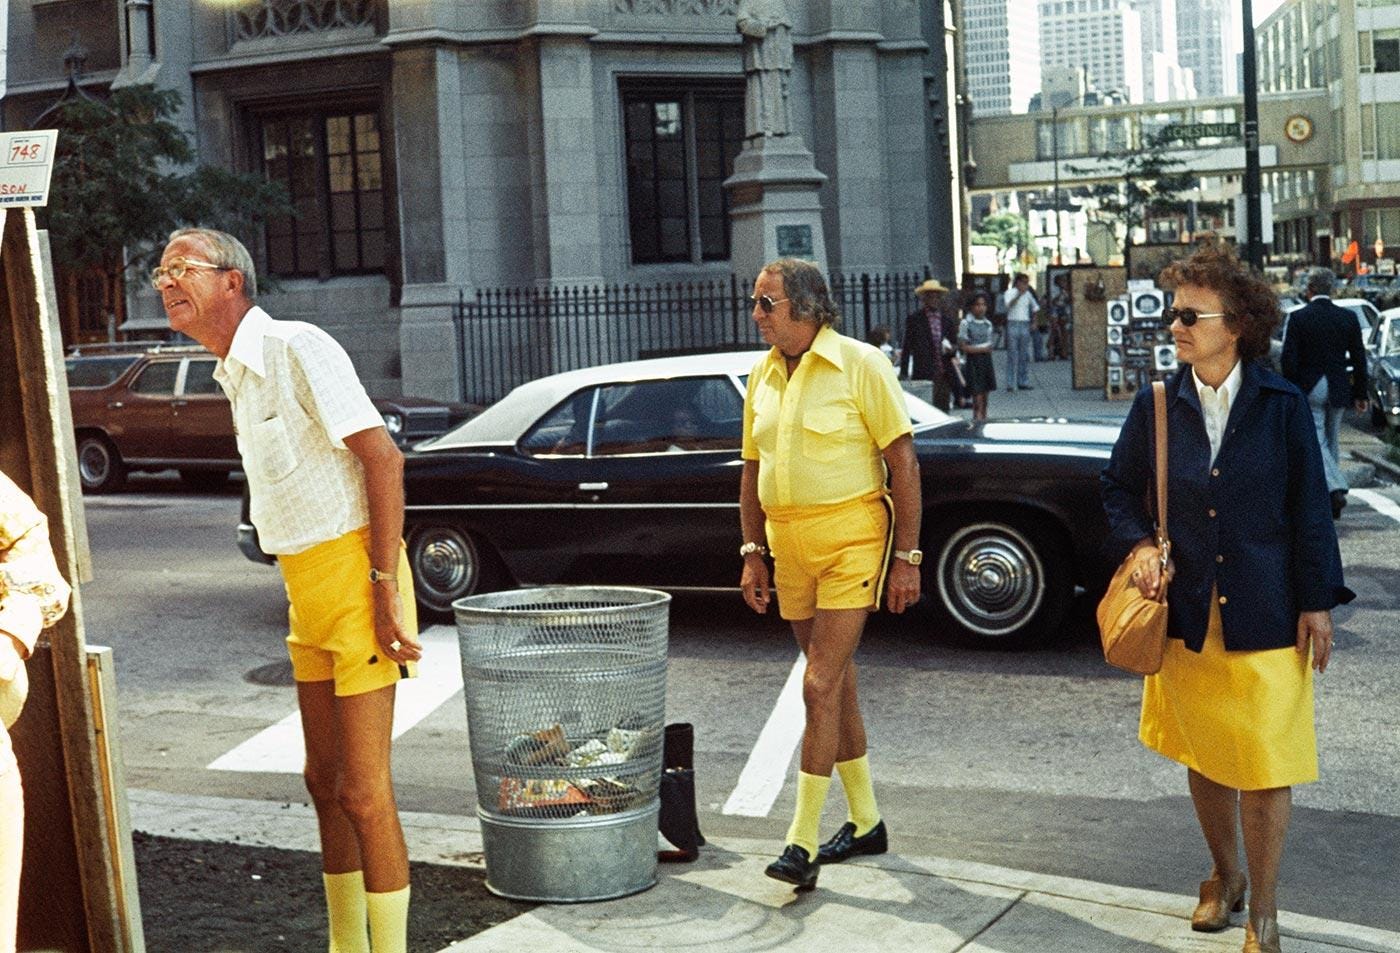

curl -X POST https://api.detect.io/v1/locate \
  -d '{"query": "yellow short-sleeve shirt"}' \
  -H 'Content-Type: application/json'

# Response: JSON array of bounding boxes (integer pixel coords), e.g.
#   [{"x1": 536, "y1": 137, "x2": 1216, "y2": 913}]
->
[{"x1": 742, "y1": 325, "x2": 913, "y2": 510}]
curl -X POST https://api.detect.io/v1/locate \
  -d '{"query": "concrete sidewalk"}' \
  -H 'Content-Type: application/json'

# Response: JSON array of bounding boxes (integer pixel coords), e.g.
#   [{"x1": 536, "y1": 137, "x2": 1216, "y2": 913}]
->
[{"x1": 129, "y1": 790, "x2": 1400, "y2": 953}]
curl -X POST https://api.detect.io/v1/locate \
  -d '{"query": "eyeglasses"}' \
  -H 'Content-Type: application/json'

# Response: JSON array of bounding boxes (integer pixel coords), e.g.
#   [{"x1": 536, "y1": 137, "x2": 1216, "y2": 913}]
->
[
  {"x1": 751, "y1": 294, "x2": 789, "y2": 314},
  {"x1": 1163, "y1": 307, "x2": 1228, "y2": 328},
  {"x1": 150, "y1": 257, "x2": 228, "y2": 289}
]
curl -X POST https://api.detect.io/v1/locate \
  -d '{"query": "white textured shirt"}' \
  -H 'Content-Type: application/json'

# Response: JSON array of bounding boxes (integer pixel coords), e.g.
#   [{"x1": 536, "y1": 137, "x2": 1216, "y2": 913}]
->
[
  {"x1": 214, "y1": 307, "x2": 385, "y2": 555},
  {"x1": 1001, "y1": 287, "x2": 1037, "y2": 323},
  {"x1": 1193, "y1": 360, "x2": 1242, "y2": 468}
]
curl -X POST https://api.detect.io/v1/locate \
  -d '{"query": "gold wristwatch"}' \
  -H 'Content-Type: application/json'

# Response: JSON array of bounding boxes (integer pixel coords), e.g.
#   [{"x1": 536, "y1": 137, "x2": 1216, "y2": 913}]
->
[
  {"x1": 368, "y1": 567, "x2": 397, "y2": 585},
  {"x1": 893, "y1": 549, "x2": 923, "y2": 566}
]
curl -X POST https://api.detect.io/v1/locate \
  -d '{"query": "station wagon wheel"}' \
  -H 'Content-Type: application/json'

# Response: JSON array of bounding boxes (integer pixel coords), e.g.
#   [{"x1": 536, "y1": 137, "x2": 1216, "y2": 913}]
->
[
  {"x1": 926, "y1": 516, "x2": 1070, "y2": 648},
  {"x1": 408, "y1": 523, "x2": 492, "y2": 621},
  {"x1": 76, "y1": 433, "x2": 126, "y2": 494}
]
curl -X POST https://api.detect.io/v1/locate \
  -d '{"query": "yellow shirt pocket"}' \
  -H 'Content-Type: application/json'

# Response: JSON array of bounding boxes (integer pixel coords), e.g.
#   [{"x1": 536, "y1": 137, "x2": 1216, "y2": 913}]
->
[{"x1": 801, "y1": 405, "x2": 848, "y2": 463}]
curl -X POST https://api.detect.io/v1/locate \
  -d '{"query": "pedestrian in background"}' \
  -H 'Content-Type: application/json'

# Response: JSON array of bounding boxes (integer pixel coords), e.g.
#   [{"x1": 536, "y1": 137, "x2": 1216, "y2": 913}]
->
[
  {"x1": 1102, "y1": 242, "x2": 1352, "y2": 953},
  {"x1": 1049, "y1": 272, "x2": 1073, "y2": 360},
  {"x1": 156, "y1": 227, "x2": 423, "y2": 953},
  {"x1": 958, "y1": 292, "x2": 997, "y2": 421},
  {"x1": 900, "y1": 278, "x2": 956, "y2": 411},
  {"x1": 0, "y1": 469, "x2": 71, "y2": 953},
  {"x1": 1000, "y1": 273, "x2": 1038, "y2": 390},
  {"x1": 865, "y1": 324, "x2": 898, "y2": 366},
  {"x1": 1281, "y1": 268, "x2": 1369, "y2": 519},
  {"x1": 740, "y1": 258, "x2": 922, "y2": 892}
]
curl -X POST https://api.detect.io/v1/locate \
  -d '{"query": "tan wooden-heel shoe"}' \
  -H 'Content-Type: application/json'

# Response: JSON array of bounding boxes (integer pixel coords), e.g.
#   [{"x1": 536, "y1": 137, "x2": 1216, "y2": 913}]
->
[
  {"x1": 1243, "y1": 914, "x2": 1282, "y2": 953},
  {"x1": 1191, "y1": 873, "x2": 1247, "y2": 932}
]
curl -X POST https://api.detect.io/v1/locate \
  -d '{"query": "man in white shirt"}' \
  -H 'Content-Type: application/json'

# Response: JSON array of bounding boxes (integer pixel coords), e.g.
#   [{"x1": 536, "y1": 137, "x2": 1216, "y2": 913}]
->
[
  {"x1": 156, "y1": 228, "x2": 422, "y2": 953},
  {"x1": 999, "y1": 272, "x2": 1038, "y2": 391}
]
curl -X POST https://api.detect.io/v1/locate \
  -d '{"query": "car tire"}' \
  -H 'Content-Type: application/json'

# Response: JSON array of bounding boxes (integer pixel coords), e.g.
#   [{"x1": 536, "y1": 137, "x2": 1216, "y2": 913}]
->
[
  {"x1": 179, "y1": 469, "x2": 230, "y2": 491},
  {"x1": 76, "y1": 433, "x2": 126, "y2": 494},
  {"x1": 408, "y1": 523, "x2": 499, "y2": 621},
  {"x1": 923, "y1": 514, "x2": 1072, "y2": 649}
]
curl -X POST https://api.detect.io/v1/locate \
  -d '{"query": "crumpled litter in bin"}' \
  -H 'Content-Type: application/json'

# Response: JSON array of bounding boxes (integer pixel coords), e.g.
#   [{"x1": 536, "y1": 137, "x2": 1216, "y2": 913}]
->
[
  {"x1": 498, "y1": 777, "x2": 591, "y2": 814},
  {"x1": 566, "y1": 739, "x2": 626, "y2": 768},
  {"x1": 504, "y1": 724, "x2": 570, "y2": 766},
  {"x1": 607, "y1": 727, "x2": 647, "y2": 758}
]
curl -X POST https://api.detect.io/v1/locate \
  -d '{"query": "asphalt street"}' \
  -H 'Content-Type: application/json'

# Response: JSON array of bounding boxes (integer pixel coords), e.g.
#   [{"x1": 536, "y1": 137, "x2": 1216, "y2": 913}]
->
[{"x1": 78, "y1": 450, "x2": 1400, "y2": 934}]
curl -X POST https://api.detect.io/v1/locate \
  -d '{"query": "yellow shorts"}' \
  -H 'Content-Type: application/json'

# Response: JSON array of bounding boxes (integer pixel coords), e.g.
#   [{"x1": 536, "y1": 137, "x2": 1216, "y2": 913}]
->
[
  {"x1": 280, "y1": 527, "x2": 419, "y2": 697},
  {"x1": 766, "y1": 492, "x2": 895, "y2": 621}
]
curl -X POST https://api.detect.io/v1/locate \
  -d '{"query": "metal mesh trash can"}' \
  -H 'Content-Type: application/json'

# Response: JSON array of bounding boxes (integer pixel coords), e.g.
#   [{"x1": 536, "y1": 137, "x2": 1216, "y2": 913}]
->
[{"x1": 454, "y1": 586, "x2": 670, "y2": 902}]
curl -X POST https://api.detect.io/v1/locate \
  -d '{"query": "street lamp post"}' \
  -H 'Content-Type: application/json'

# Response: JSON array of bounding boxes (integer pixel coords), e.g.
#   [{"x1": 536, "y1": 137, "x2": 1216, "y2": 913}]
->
[
  {"x1": 1241, "y1": 0, "x2": 1265, "y2": 270},
  {"x1": 1052, "y1": 105, "x2": 1062, "y2": 265}
]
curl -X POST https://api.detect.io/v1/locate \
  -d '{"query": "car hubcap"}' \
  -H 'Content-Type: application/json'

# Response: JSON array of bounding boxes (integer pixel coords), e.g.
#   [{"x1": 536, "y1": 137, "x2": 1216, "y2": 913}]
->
[
  {"x1": 79, "y1": 442, "x2": 109, "y2": 485},
  {"x1": 936, "y1": 523, "x2": 1044, "y2": 637},
  {"x1": 414, "y1": 529, "x2": 477, "y2": 608}
]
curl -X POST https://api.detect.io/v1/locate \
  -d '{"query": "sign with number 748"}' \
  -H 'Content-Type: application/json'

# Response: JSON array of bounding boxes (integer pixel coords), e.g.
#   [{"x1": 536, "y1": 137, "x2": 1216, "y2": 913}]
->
[{"x1": 0, "y1": 130, "x2": 58, "y2": 207}]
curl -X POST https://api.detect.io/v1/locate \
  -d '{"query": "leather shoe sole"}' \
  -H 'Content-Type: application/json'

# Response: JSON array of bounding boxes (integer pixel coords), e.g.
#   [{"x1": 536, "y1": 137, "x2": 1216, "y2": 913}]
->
[{"x1": 816, "y1": 820, "x2": 888, "y2": 864}]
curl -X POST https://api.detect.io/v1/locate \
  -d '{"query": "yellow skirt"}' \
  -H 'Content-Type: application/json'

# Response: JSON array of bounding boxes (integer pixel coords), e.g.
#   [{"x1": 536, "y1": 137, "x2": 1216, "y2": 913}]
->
[{"x1": 1139, "y1": 594, "x2": 1317, "y2": 790}]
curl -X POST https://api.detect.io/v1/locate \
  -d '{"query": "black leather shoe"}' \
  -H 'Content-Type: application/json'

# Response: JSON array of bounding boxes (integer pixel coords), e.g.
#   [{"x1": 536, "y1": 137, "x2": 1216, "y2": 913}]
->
[
  {"x1": 764, "y1": 844, "x2": 819, "y2": 890},
  {"x1": 817, "y1": 819, "x2": 888, "y2": 864}
]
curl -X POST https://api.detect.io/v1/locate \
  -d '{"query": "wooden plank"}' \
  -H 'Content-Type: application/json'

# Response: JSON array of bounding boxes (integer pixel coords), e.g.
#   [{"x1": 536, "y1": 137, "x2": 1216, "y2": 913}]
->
[{"x1": 2, "y1": 207, "x2": 124, "y2": 952}]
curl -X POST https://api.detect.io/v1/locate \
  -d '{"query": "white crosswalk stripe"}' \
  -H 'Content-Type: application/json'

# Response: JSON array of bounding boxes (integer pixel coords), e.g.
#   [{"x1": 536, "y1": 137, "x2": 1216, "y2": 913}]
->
[{"x1": 207, "y1": 625, "x2": 462, "y2": 774}]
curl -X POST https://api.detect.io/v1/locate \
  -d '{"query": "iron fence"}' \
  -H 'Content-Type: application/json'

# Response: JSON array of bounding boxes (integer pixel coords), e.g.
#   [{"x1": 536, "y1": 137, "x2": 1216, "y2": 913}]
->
[{"x1": 452, "y1": 268, "x2": 933, "y2": 404}]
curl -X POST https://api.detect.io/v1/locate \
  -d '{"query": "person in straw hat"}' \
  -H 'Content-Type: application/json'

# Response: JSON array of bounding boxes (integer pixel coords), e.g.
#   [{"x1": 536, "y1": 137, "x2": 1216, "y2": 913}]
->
[{"x1": 900, "y1": 278, "x2": 959, "y2": 411}]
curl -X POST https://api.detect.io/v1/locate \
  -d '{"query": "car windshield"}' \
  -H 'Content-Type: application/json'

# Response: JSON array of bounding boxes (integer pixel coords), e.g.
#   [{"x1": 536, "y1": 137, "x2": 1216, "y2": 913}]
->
[
  {"x1": 65, "y1": 355, "x2": 139, "y2": 388},
  {"x1": 1384, "y1": 321, "x2": 1400, "y2": 357}
]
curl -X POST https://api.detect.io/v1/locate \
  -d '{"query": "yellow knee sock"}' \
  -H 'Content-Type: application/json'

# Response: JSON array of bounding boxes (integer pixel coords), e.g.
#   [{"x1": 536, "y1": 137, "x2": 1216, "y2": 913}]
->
[
  {"x1": 366, "y1": 885, "x2": 411, "y2": 953},
  {"x1": 835, "y1": 754, "x2": 881, "y2": 836},
  {"x1": 322, "y1": 871, "x2": 369, "y2": 953},
  {"x1": 784, "y1": 771, "x2": 832, "y2": 858}
]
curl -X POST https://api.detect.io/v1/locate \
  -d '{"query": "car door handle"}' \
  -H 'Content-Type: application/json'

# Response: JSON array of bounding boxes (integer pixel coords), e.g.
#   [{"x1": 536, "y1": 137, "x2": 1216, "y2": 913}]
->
[
  {"x1": 578, "y1": 482, "x2": 609, "y2": 492},
  {"x1": 107, "y1": 401, "x2": 124, "y2": 409},
  {"x1": 172, "y1": 399, "x2": 188, "y2": 407}
]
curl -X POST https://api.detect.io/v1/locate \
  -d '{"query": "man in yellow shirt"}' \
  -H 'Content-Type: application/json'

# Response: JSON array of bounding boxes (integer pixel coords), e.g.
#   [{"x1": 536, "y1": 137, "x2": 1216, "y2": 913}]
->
[{"x1": 739, "y1": 258, "x2": 922, "y2": 890}]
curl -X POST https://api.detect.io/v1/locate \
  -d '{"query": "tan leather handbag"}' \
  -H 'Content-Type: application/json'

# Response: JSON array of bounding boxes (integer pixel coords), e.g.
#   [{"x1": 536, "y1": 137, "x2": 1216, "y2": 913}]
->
[{"x1": 1097, "y1": 381, "x2": 1170, "y2": 676}]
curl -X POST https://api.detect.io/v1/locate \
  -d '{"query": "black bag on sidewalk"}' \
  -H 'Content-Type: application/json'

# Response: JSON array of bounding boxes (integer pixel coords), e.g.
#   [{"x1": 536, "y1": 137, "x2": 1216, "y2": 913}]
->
[{"x1": 657, "y1": 723, "x2": 705, "y2": 862}]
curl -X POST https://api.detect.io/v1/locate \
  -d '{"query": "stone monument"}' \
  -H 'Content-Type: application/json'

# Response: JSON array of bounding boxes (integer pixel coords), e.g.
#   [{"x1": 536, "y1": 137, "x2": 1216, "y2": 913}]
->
[{"x1": 725, "y1": 0, "x2": 829, "y2": 275}]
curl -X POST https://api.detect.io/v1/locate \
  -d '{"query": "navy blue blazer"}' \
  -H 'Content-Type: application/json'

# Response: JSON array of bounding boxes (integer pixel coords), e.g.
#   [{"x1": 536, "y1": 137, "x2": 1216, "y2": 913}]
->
[
  {"x1": 1101, "y1": 360, "x2": 1354, "y2": 652},
  {"x1": 1281, "y1": 297, "x2": 1369, "y2": 407}
]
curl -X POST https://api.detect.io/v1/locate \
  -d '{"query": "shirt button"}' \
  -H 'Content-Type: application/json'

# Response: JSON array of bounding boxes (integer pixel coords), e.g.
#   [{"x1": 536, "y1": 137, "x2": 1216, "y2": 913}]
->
[
  {"x1": 1216, "y1": 554, "x2": 1224, "y2": 563},
  {"x1": 1208, "y1": 508, "x2": 1217, "y2": 517},
  {"x1": 1211, "y1": 468, "x2": 1220, "y2": 477},
  {"x1": 1219, "y1": 595, "x2": 1228, "y2": 605}
]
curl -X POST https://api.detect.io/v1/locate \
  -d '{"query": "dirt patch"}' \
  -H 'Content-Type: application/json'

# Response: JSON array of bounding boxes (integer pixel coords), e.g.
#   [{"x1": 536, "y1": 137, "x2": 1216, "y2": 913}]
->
[{"x1": 133, "y1": 831, "x2": 530, "y2": 952}]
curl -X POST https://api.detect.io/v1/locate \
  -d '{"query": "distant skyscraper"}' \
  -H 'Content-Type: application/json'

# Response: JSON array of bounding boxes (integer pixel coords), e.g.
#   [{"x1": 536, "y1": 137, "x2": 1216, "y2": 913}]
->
[
  {"x1": 1128, "y1": 0, "x2": 1195, "y2": 100},
  {"x1": 1177, "y1": 0, "x2": 1237, "y2": 97},
  {"x1": 1038, "y1": 0, "x2": 1144, "y2": 104},
  {"x1": 965, "y1": 0, "x2": 1042, "y2": 117}
]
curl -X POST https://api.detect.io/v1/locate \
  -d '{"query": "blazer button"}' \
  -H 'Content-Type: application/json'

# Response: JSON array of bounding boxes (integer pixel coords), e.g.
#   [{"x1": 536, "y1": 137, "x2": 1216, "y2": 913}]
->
[
  {"x1": 1216, "y1": 554, "x2": 1224, "y2": 563},
  {"x1": 1219, "y1": 595, "x2": 1228, "y2": 605},
  {"x1": 1208, "y1": 508, "x2": 1217, "y2": 517},
  {"x1": 1211, "y1": 468, "x2": 1221, "y2": 477}
]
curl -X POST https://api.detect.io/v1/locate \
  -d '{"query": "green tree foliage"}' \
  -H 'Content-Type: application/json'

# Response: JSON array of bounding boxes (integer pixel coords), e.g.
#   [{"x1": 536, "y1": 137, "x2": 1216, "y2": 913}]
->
[
  {"x1": 972, "y1": 211, "x2": 1032, "y2": 255},
  {"x1": 40, "y1": 83, "x2": 288, "y2": 295},
  {"x1": 1069, "y1": 131, "x2": 1202, "y2": 254}
]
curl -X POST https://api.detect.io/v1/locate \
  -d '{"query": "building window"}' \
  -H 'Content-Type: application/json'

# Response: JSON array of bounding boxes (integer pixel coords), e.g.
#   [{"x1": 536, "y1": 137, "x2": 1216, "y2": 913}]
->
[
  {"x1": 260, "y1": 108, "x2": 387, "y2": 278},
  {"x1": 1377, "y1": 103, "x2": 1400, "y2": 160},
  {"x1": 621, "y1": 83, "x2": 744, "y2": 265},
  {"x1": 1375, "y1": 30, "x2": 1400, "y2": 72}
]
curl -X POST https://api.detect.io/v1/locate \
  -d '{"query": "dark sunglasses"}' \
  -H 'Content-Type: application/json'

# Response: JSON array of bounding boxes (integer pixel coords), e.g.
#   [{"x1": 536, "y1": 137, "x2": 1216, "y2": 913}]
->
[
  {"x1": 751, "y1": 294, "x2": 789, "y2": 314},
  {"x1": 1163, "y1": 306, "x2": 1227, "y2": 328}
]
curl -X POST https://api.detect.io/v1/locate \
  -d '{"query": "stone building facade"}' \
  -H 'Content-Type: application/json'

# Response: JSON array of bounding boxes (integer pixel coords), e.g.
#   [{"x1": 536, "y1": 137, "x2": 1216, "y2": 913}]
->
[{"x1": 4, "y1": 0, "x2": 963, "y2": 401}]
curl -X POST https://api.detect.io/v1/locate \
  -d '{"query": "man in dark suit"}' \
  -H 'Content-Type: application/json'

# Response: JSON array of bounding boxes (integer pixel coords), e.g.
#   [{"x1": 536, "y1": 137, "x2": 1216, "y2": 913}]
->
[
  {"x1": 1282, "y1": 267, "x2": 1370, "y2": 518},
  {"x1": 900, "y1": 279, "x2": 957, "y2": 411}
]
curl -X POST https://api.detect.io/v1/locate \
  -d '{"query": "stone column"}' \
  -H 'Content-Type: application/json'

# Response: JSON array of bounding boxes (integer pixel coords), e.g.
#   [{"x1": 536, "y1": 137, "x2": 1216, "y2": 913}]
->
[
  {"x1": 533, "y1": 35, "x2": 605, "y2": 285},
  {"x1": 391, "y1": 43, "x2": 472, "y2": 401}
]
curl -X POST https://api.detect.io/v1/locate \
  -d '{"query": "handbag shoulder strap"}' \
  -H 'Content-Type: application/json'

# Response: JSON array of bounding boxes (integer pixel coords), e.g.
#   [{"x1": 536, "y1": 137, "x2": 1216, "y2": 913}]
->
[{"x1": 1152, "y1": 380, "x2": 1168, "y2": 552}]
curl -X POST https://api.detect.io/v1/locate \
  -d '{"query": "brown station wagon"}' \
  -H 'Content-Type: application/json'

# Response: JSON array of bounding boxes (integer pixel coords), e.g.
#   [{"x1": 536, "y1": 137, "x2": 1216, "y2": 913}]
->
[{"x1": 66, "y1": 344, "x2": 475, "y2": 493}]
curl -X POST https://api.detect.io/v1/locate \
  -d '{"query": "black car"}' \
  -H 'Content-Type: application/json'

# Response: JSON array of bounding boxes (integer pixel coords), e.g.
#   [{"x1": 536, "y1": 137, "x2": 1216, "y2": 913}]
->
[
  {"x1": 1368, "y1": 308, "x2": 1400, "y2": 430},
  {"x1": 397, "y1": 352, "x2": 1119, "y2": 648}
]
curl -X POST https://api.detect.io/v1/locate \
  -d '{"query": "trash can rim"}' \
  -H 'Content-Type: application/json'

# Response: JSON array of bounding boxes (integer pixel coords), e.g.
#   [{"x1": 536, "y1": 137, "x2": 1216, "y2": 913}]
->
[{"x1": 452, "y1": 585, "x2": 672, "y2": 618}]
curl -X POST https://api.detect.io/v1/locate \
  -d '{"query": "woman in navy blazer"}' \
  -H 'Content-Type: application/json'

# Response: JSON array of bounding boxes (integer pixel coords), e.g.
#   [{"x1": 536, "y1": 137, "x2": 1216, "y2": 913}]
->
[{"x1": 1102, "y1": 243, "x2": 1353, "y2": 953}]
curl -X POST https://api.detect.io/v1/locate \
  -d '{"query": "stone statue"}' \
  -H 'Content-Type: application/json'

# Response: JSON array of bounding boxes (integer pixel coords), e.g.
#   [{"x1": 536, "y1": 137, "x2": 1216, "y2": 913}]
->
[{"x1": 736, "y1": 0, "x2": 792, "y2": 139}]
